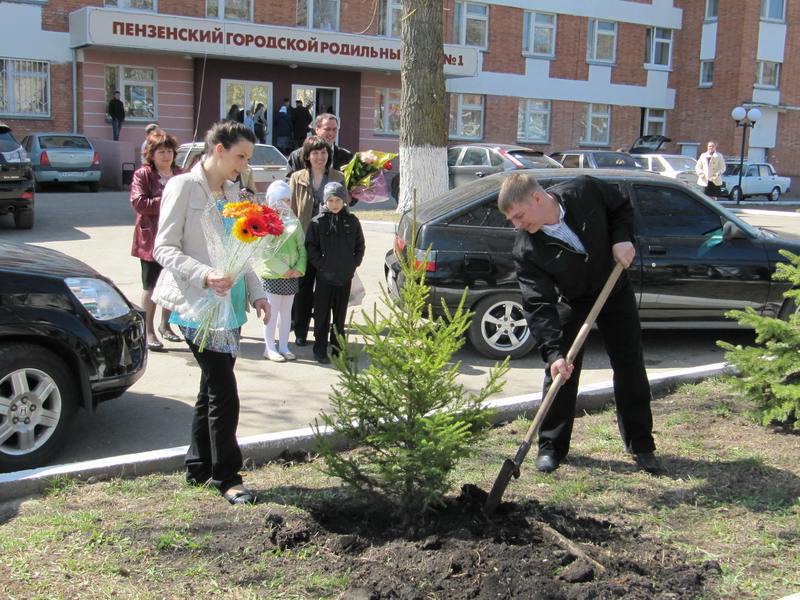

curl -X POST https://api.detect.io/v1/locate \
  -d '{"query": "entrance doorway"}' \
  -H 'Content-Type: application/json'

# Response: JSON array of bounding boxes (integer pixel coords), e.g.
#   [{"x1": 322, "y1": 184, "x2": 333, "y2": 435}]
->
[
  {"x1": 291, "y1": 84, "x2": 340, "y2": 130},
  {"x1": 220, "y1": 79, "x2": 272, "y2": 143}
]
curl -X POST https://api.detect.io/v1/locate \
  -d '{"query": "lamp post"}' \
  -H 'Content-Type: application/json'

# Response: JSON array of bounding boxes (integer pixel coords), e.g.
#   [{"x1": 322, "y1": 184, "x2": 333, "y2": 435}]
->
[{"x1": 730, "y1": 106, "x2": 762, "y2": 204}]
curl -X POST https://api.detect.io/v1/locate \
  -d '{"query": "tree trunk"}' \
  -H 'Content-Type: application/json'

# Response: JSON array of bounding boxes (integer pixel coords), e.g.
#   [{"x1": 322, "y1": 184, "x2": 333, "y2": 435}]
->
[{"x1": 397, "y1": 0, "x2": 449, "y2": 213}]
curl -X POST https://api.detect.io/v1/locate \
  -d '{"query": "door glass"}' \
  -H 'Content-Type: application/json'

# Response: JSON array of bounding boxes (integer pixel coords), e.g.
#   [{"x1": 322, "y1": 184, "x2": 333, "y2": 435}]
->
[
  {"x1": 635, "y1": 185, "x2": 722, "y2": 237},
  {"x1": 490, "y1": 151, "x2": 503, "y2": 167},
  {"x1": 461, "y1": 147, "x2": 489, "y2": 166},
  {"x1": 758, "y1": 165, "x2": 772, "y2": 177},
  {"x1": 447, "y1": 147, "x2": 462, "y2": 166},
  {"x1": 561, "y1": 154, "x2": 580, "y2": 168}
]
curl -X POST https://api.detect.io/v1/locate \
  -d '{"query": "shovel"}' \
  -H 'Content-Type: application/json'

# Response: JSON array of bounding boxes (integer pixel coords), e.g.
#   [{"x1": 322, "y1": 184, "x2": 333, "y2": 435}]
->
[{"x1": 484, "y1": 262, "x2": 624, "y2": 516}]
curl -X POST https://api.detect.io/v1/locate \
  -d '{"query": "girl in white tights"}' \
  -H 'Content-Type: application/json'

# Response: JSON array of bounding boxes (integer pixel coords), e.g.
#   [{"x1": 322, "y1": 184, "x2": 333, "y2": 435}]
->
[{"x1": 257, "y1": 180, "x2": 306, "y2": 362}]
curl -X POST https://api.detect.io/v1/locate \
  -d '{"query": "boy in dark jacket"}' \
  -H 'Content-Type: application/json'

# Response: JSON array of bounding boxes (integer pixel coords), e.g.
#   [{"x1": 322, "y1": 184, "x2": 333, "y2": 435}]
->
[{"x1": 306, "y1": 182, "x2": 365, "y2": 363}]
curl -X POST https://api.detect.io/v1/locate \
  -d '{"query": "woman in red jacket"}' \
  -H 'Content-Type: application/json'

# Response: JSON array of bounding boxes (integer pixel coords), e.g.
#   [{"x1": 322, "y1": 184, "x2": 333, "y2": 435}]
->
[{"x1": 130, "y1": 129, "x2": 183, "y2": 351}]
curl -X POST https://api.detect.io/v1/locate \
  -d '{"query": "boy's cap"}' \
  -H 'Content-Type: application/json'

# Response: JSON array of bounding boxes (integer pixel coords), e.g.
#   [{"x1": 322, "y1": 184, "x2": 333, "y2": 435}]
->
[{"x1": 323, "y1": 182, "x2": 347, "y2": 202}]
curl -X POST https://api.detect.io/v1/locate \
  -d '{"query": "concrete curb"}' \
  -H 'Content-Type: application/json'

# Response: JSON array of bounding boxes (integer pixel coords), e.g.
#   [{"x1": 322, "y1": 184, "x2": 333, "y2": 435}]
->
[{"x1": 0, "y1": 362, "x2": 728, "y2": 503}]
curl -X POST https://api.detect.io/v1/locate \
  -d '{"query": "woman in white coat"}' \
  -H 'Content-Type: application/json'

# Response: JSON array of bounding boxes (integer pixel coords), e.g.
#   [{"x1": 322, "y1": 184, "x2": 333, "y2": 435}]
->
[{"x1": 153, "y1": 121, "x2": 270, "y2": 505}]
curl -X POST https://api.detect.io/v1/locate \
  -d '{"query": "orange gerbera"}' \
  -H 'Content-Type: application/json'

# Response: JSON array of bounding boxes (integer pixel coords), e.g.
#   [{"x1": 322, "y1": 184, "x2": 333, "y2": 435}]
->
[
  {"x1": 222, "y1": 200, "x2": 259, "y2": 218},
  {"x1": 232, "y1": 216, "x2": 261, "y2": 243}
]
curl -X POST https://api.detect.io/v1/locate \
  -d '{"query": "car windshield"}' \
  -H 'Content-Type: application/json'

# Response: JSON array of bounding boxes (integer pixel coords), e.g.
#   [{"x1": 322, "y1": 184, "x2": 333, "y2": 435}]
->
[
  {"x1": 664, "y1": 156, "x2": 698, "y2": 171},
  {"x1": 252, "y1": 145, "x2": 286, "y2": 166},
  {"x1": 39, "y1": 135, "x2": 91, "y2": 150},
  {"x1": 724, "y1": 164, "x2": 742, "y2": 176},
  {"x1": 594, "y1": 153, "x2": 640, "y2": 168},
  {"x1": 507, "y1": 151, "x2": 560, "y2": 168}
]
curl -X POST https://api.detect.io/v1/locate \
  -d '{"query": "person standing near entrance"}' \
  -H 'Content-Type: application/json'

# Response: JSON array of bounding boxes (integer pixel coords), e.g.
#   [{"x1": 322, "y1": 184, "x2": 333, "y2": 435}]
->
[
  {"x1": 292, "y1": 100, "x2": 313, "y2": 149},
  {"x1": 695, "y1": 141, "x2": 726, "y2": 198},
  {"x1": 497, "y1": 172, "x2": 661, "y2": 476},
  {"x1": 108, "y1": 91, "x2": 126, "y2": 141},
  {"x1": 274, "y1": 98, "x2": 294, "y2": 155},
  {"x1": 286, "y1": 113, "x2": 353, "y2": 177},
  {"x1": 253, "y1": 103, "x2": 268, "y2": 144}
]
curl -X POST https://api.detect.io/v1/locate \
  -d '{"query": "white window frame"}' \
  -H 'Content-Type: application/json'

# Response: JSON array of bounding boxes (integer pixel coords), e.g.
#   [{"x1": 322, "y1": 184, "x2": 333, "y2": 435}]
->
[
  {"x1": 0, "y1": 58, "x2": 50, "y2": 118},
  {"x1": 297, "y1": 0, "x2": 340, "y2": 31},
  {"x1": 374, "y1": 87, "x2": 401, "y2": 135},
  {"x1": 581, "y1": 103, "x2": 610, "y2": 146},
  {"x1": 522, "y1": 11, "x2": 556, "y2": 57},
  {"x1": 705, "y1": 0, "x2": 718, "y2": 20},
  {"x1": 106, "y1": 64, "x2": 157, "y2": 121},
  {"x1": 643, "y1": 108, "x2": 666, "y2": 136},
  {"x1": 699, "y1": 60, "x2": 714, "y2": 87},
  {"x1": 760, "y1": 0, "x2": 785, "y2": 21},
  {"x1": 755, "y1": 60, "x2": 781, "y2": 88},
  {"x1": 206, "y1": 0, "x2": 253, "y2": 21},
  {"x1": 379, "y1": 0, "x2": 402, "y2": 38},
  {"x1": 517, "y1": 99, "x2": 550, "y2": 143},
  {"x1": 645, "y1": 27, "x2": 672, "y2": 68},
  {"x1": 449, "y1": 93, "x2": 484, "y2": 140},
  {"x1": 587, "y1": 19, "x2": 616, "y2": 64},
  {"x1": 454, "y1": 2, "x2": 489, "y2": 49},
  {"x1": 104, "y1": 0, "x2": 157, "y2": 10}
]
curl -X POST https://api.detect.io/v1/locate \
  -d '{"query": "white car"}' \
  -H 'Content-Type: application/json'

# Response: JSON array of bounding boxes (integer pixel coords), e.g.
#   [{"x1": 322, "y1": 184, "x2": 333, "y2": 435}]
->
[
  {"x1": 631, "y1": 153, "x2": 703, "y2": 191},
  {"x1": 722, "y1": 161, "x2": 791, "y2": 202},
  {"x1": 175, "y1": 142, "x2": 288, "y2": 189}
]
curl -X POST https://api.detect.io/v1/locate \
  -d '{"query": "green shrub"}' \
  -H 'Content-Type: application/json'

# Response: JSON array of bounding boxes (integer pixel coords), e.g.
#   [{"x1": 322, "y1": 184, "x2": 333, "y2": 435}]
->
[
  {"x1": 718, "y1": 249, "x2": 800, "y2": 428},
  {"x1": 314, "y1": 242, "x2": 508, "y2": 519}
]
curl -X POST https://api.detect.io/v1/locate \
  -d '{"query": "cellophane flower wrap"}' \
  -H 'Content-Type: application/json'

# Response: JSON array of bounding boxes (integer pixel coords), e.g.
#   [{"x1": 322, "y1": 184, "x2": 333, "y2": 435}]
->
[
  {"x1": 342, "y1": 150, "x2": 398, "y2": 203},
  {"x1": 186, "y1": 189, "x2": 296, "y2": 353}
]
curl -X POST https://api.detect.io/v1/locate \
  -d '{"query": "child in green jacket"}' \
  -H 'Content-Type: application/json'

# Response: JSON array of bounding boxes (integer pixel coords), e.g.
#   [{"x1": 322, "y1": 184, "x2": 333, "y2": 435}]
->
[{"x1": 258, "y1": 180, "x2": 306, "y2": 361}]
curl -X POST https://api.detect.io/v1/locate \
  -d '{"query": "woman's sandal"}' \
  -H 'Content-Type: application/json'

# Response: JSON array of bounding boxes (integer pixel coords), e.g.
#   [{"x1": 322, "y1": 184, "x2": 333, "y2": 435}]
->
[
  {"x1": 158, "y1": 328, "x2": 183, "y2": 343},
  {"x1": 223, "y1": 488, "x2": 258, "y2": 505}
]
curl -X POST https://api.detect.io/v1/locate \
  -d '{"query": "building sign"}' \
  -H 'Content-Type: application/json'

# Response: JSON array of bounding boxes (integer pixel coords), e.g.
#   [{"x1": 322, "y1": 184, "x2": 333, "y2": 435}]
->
[{"x1": 69, "y1": 8, "x2": 479, "y2": 77}]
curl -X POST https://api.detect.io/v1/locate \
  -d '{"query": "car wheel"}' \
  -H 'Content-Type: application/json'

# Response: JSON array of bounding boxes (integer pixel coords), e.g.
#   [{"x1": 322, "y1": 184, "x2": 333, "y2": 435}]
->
[
  {"x1": 88, "y1": 181, "x2": 100, "y2": 193},
  {"x1": 729, "y1": 186, "x2": 742, "y2": 203},
  {"x1": 768, "y1": 187, "x2": 781, "y2": 202},
  {"x1": 13, "y1": 210, "x2": 34, "y2": 230},
  {"x1": 0, "y1": 344, "x2": 77, "y2": 473},
  {"x1": 468, "y1": 294, "x2": 535, "y2": 359},
  {"x1": 778, "y1": 297, "x2": 798, "y2": 321},
  {"x1": 34, "y1": 179, "x2": 44, "y2": 194}
]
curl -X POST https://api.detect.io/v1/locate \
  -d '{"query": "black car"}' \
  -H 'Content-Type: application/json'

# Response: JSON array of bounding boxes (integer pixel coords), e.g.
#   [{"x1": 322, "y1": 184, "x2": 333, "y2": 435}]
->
[
  {"x1": 385, "y1": 169, "x2": 800, "y2": 359},
  {"x1": 0, "y1": 241, "x2": 147, "y2": 472},
  {"x1": 0, "y1": 123, "x2": 35, "y2": 229}
]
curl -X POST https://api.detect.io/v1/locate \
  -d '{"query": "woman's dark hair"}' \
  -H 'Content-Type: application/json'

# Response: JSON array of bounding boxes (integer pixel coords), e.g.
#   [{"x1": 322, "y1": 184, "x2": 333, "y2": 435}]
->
[
  {"x1": 143, "y1": 129, "x2": 179, "y2": 168},
  {"x1": 204, "y1": 120, "x2": 257, "y2": 154},
  {"x1": 301, "y1": 135, "x2": 332, "y2": 170}
]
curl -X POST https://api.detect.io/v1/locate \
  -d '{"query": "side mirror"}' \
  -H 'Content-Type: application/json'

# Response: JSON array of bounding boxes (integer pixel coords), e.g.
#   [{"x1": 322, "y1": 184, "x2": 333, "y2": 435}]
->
[{"x1": 723, "y1": 220, "x2": 746, "y2": 241}]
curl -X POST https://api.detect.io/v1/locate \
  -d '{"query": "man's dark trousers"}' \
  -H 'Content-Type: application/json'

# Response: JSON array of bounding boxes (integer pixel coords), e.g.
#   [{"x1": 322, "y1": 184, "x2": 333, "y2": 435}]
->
[
  {"x1": 538, "y1": 276, "x2": 655, "y2": 460},
  {"x1": 184, "y1": 341, "x2": 243, "y2": 493}
]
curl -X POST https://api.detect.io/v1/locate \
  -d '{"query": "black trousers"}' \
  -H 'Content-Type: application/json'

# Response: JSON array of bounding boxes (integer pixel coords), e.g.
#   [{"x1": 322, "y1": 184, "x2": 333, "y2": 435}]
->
[
  {"x1": 538, "y1": 276, "x2": 655, "y2": 459},
  {"x1": 293, "y1": 262, "x2": 317, "y2": 341},
  {"x1": 313, "y1": 279, "x2": 351, "y2": 356},
  {"x1": 185, "y1": 340, "x2": 243, "y2": 493}
]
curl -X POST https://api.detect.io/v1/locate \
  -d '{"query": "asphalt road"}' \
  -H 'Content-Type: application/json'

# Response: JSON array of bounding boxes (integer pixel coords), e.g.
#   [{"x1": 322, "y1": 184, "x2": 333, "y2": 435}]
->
[{"x1": 1, "y1": 188, "x2": 796, "y2": 467}]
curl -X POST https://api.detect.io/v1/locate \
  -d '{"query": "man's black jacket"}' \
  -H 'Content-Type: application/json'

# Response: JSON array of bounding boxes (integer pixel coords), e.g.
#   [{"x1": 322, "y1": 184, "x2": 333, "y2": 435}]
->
[
  {"x1": 107, "y1": 98, "x2": 125, "y2": 121},
  {"x1": 286, "y1": 144, "x2": 354, "y2": 176},
  {"x1": 306, "y1": 207, "x2": 365, "y2": 287},
  {"x1": 512, "y1": 175, "x2": 635, "y2": 365}
]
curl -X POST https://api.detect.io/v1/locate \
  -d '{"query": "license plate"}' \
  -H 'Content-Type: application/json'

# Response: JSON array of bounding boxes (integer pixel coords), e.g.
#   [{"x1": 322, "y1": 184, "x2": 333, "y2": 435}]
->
[{"x1": 59, "y1": 171, "x2": 85, "y2": 178}]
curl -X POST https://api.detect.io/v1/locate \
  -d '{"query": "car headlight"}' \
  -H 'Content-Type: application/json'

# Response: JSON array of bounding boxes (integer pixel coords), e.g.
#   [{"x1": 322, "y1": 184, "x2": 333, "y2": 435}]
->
[{"x1": 65, "y1": 277, "x2": 131, "y2": 320}]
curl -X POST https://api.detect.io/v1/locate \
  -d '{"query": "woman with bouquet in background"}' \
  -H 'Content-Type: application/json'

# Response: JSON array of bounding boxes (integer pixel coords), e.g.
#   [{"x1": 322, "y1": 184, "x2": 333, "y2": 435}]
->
[
  {"x1": 289, "y1": 135, "x2": 345, "y2": 347},
  {"x1": 153, "y1": 121, "x2": 271, "y2": 506}
]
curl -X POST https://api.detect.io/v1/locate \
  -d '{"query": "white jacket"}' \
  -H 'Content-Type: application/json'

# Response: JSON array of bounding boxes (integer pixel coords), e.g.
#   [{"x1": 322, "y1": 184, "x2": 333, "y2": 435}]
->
[
  {"x1": 696, "y1": 151, "x2": 726, "y2": 187},
  {"x1": 152, "y1": 162, "x2": 265, "y2": 314}
]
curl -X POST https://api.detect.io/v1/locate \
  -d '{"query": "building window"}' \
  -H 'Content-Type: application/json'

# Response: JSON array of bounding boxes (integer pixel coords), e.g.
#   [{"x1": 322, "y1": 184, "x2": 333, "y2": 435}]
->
[
  {"x1": 104, "y1": 0, "x2": 156, "y2": 9},
  {"x1": 755, "y1": 60, "x2": 781, "y2": 88},
  {"x1": 644, "y1": 108, "x2": 666, "y2": 136},
  {"x1": 517, "y1": 99, "x2": 550, "y2": 143},
  {"x1": 378, "y1": 0, "x2": 402, "y2": 38},
  {"x1": 705, "y1": 0, "x2": 718, "y2": 20},
  {"x1": 522, "y1": 12, "x2": 556, "y2": 57},
  {"x1": 374, "y1": 87, "x2": 401, "y2": 134},
  {"x1": 297, "y1": 0, "x2": 339, "y2": 30},
  {"x1": 587, "y1": 19, "x2": 616, "y2": 63},
  {"x1": 699, "y1": 60, "x2": 714, "y2": 87},
  {"x1": 760, "y1": 0, "x2": 785, "y2": 21},
  {"x1": 581, "y1": 103, "x2": 610, "y2": 145},
  {"x1": 449, "y1": 94, "x2": 483, "y2": 140},
  {"x1": 0, "y1": 58, "x2": 49, "y2": 117},
  {"x1": 645, "y1": 27, "x2": 672, "y2": 67},
  {"x1": 105, "y1": 65, "x2": 156, "y2": 120},
  {"x1": 454, "y1": 2, "x2": 489, "y2": 49}
]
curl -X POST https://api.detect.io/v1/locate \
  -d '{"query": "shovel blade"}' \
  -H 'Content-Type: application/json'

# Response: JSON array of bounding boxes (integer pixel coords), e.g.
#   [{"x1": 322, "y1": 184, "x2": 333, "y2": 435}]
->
[{"x1": 484, "y1": 458, "x2": 517, "y2": 515}]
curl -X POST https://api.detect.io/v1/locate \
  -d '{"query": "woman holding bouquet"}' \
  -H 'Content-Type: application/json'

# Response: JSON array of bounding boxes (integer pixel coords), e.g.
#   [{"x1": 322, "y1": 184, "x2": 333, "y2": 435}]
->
[
  {"x1": 153, "y1": 121, "x2": 271, "y2": 505},
  {"x1": 289, "y1": 135, "x2": 345, "y2": 346}
]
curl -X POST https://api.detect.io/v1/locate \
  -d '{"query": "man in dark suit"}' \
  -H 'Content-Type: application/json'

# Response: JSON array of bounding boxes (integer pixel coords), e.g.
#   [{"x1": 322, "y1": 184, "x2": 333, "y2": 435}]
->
[
  {"x1": 107, "y1": 91, "x2": 126, "y2": 141},
  {"x1": 286, "y1": 113, "x2": 353, "y2": 176}
]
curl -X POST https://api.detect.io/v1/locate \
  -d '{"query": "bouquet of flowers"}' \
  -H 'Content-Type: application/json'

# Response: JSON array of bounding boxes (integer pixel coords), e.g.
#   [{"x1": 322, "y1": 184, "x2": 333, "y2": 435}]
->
[
  {"x1": 342, "y1": 150, "x2": 398, "y2": 203},
  {"x1": 184, "y1": 189, "x2": 293, "y2": 353}
]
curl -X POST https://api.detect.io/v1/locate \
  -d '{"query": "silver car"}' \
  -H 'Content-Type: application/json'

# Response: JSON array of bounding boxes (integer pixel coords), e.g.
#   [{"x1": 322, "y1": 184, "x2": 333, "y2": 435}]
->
[
  {"x1": 175, "y1": 142, "x2": 288, "y2": 188},
  {"x1": 447, "y1": 143, "x2": 562, "y2": 188},
  {"x1": 21, "y1": 133, "x2": 101, "y2": 193}
]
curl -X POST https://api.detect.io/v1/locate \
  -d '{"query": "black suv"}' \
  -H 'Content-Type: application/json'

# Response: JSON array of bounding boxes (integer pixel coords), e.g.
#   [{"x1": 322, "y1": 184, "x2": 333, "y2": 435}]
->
[
  {"x1": 0, "y1": 241, "x2": 147, "y2": 472},
  {"x1": 0, "y1": 123, "x2": 35, "y2": 229},
  {"x1": 385, "y1": 169, "x2": 800, "y2": 359}
]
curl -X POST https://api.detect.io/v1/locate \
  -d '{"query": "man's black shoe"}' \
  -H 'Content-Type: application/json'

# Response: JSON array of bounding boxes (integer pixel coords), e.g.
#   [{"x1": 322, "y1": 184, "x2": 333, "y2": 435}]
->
[
  {"x1": 534, "y1": 454, "x2": 560, "y2": 473},
  {"x1": 295, "y1": 337, "x2": 308, "y2": 346},
  {"x1": 314, "y1": 353, "x2": 330, "y2": 364},
  {"x1": 634, "y1": 452, "x2": 664, "y2": 475}
]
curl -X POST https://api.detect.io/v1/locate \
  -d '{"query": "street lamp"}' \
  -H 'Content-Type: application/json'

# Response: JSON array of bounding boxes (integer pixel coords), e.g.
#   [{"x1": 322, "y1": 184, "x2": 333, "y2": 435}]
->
[{"x1": 730, "y1": 106, "x2": 762, "y2": 204}]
